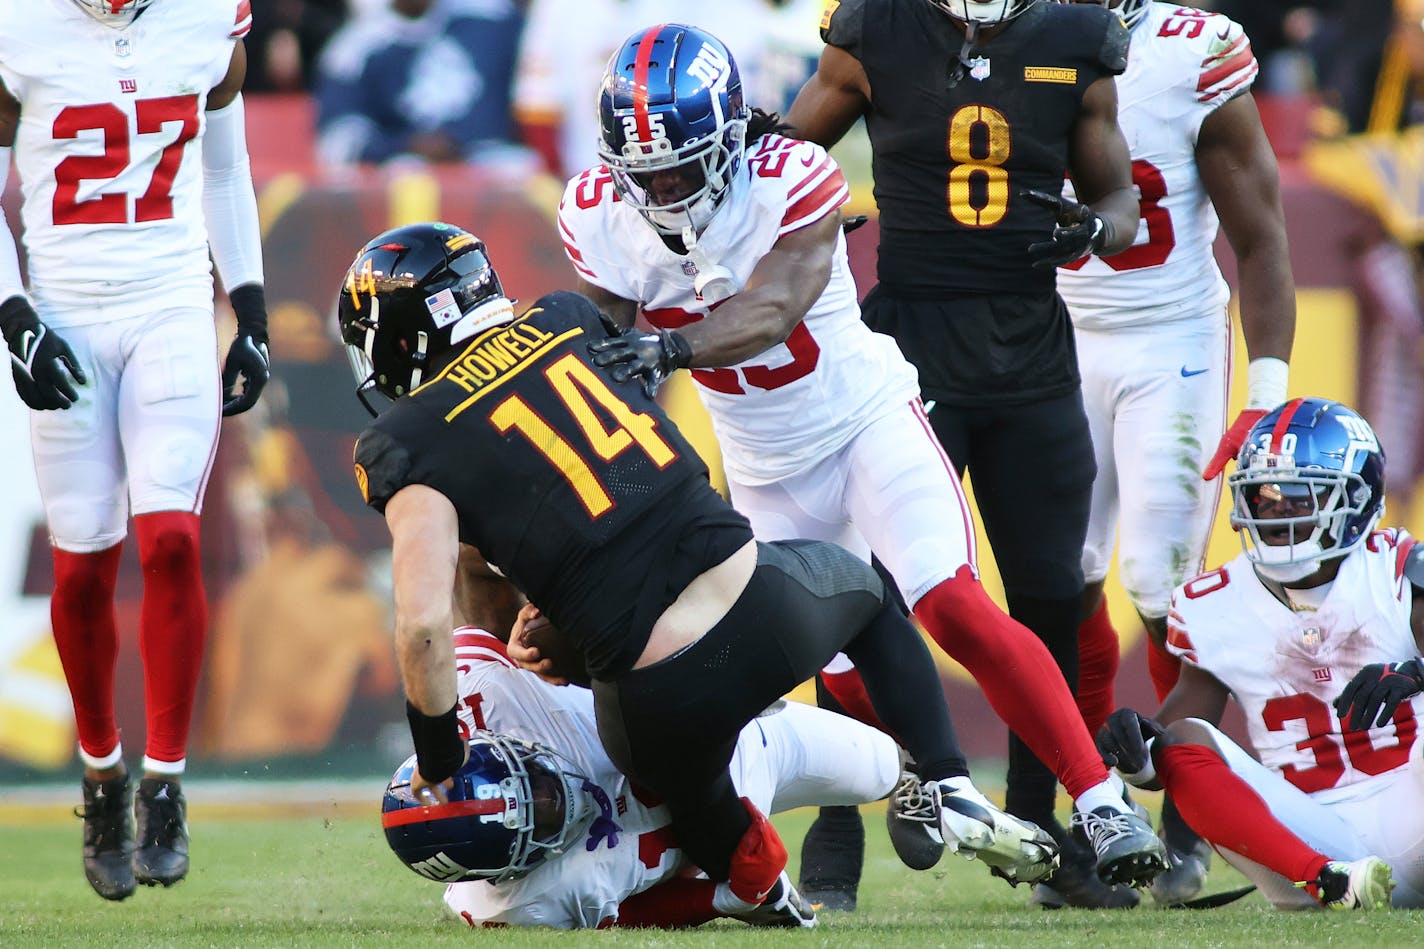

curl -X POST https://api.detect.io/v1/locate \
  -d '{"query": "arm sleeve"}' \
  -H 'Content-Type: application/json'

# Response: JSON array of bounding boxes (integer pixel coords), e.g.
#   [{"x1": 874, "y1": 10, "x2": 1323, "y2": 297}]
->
[
  {"x1": 0, "y1": 147, "x2": 28, "y2": 304},
  {"x1": 201, "y1": 94, "x2": 264, "y2": 292},
  {"x1": 1194, "y1": 18, "x2": 1258, "y2": 111},
  {"x1": 819, "y1": 0, "x2": 865, "y2": 55},
  {"x1": 354, "y1": 427, "x2": 413, "y2": 513}
]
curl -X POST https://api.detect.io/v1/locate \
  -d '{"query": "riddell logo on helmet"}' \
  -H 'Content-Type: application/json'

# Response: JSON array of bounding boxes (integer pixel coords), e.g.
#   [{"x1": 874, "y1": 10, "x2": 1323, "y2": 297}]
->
[{"x1": 409, "y1": 851, "x2": 467, "y2": 882}]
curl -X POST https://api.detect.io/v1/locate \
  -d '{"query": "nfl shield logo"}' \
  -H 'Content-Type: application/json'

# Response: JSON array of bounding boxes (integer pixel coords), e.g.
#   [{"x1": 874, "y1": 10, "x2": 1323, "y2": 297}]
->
[
  {"x1": 114, "y1": 36, "x2": 131, "y2": 58},
  {"x1": 681, "y1": 259, "x2": 699, "y2": 278},
  {"x1": 1302, "y1": 627, "x2": 1322, "y2": 647},
  {"x1": 968, "y1": 56, "x2": 991, "y2": 82}
]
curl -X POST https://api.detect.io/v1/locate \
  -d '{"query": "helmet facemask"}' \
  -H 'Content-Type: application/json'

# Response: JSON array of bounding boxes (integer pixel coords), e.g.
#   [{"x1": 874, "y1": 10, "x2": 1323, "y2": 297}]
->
[
  {"x1": 1229, "y1": 460, "x2": 1381, "y2": 584},
  {"x1": 70, "y1": 0, "x2": 154, "y2": 27},
  {"x1": 928, "y1": 0, "x2": 1036, "y2": 25},
  {"x1": 601, "y1": 117, "x2": 748, "y2": 240}
]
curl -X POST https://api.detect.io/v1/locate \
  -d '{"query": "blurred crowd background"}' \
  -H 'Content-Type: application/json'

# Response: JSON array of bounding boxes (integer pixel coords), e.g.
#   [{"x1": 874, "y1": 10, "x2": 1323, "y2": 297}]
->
[{"x1": 3, "y1": 0, "x2": 1424, "y2": 779}]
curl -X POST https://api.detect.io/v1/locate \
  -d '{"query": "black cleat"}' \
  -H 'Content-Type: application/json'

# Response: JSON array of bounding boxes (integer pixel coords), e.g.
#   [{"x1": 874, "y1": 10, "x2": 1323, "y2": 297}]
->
[
  {"x1": 731, "y1": 871, "x2": 818, "y2": 928},
  {"x1": 1072, "y1": 806, "x2": 1168, "y2": 887},
  {"x1": 76, "y1": 773, "x2": 136, "y2": 901},
  {"x1": 799, "y1": 804, "x2": 863, "y2": 912},
  {"x1": 885, "y1": 771, "x2": 946, "y2": 871},
  {"x1": 1030, "y1": 819, "x2": 1139, "y2": 910},
  {"x1": 133, "y1": 777, "x2": 189, "y2": 887}
]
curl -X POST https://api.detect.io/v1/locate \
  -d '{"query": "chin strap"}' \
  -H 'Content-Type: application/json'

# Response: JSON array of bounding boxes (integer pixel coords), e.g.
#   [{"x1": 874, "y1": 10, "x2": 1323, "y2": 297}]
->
[{"x1": 947, "y1": 22, "x2": 981, "y2": 88}]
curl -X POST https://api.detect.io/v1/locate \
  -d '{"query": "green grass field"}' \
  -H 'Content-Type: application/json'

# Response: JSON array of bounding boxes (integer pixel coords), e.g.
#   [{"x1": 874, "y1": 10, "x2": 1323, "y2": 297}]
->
[{"x1": 1, "y1": 785, "x2": 1417, "y2": 948}]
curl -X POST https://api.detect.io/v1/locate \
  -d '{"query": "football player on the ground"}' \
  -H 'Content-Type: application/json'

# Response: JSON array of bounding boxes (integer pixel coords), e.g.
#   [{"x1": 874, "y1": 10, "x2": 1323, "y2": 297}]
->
[
  {"x1": 1054, "y1": 0, "x2": 1297, "y2": 906},
  {"x1": 1097, "y1": 399, "x2": 1419, "y2": 909},
  {"x1": 560, "y1": 21, "x2": 1164, "y2": 904},
  {"x1": 339, "y1": 222, "x2": 1061, "y2": 931},
  {"x1": 383, "y1": 610, "x2": 901, "y2": 929},
  {"x1": 0, "y1": 0, "x2": 270, "y2": 901}
]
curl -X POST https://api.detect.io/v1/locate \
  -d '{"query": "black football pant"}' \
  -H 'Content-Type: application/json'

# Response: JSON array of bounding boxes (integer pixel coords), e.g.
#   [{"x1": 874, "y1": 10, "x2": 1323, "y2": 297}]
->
[
  {"x1": 924, "y1": 391, "x2": 1096, "y2": 826},
  {"x1": 592, "y1": 539, "x2": 967, "y2": 881}
]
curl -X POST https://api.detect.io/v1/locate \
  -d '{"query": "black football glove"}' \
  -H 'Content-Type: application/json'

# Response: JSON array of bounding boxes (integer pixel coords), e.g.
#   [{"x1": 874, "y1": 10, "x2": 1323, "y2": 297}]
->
[
  {"x1": 1096, "y1": 707, "x2": 1167, "y2": 784},
  {"x1": 0, "y1": 296, "x2": 86, "y2": 410},
  {"x1": 222, "y1": 284, "x2": 271, "y2": 417},
  {"x1": 1334, "y1": 658, "x2": 1424, "y2": 732},
  {"x1": 1021, "y1": 188, "x2": 1110, "y2": 270},
  {"x1": 587, "y1": 327, "x2": 693, "y2": 398}
]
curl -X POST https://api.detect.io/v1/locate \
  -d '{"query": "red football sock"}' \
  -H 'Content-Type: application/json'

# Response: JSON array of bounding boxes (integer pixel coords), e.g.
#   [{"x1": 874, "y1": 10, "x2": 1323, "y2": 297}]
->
[
  {"x1": 726, "y1": 798, "x2": 787, "y2": 904},
  {"x1": 820, "y1": 666, "x2": 889, "y2": 736},
  {"x1": 914, "y1": 566, "x2": 1106, "y2": 797},
  {"x1": 51, "y1": 544, "x2": 124, "y2": 760},
  {"x1": 1146, "y1": 635, "x2": 1182, "y2": 703},
  {"x1": 1156, "y1": 743, "x2": 1328, "y2": 884},
  {"x1": 615, "y1": 878, "x2": 720, "y2": 928},
  {"x1": 1075, "y1": 597, "x2": 1120, "y2": 737},
  {"x1": 134, "y1": 511, "x2": 207, "y2": 767}
]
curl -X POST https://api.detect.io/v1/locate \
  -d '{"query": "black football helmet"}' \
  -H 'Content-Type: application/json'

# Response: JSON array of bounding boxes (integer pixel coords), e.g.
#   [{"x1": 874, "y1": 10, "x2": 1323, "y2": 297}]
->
[
  {"x1": 1228, "y1": 398, "x2": 1386, "y2": 583},
  {"x1": 337, "y1": 222, "x2": 512, "y2": 415}
]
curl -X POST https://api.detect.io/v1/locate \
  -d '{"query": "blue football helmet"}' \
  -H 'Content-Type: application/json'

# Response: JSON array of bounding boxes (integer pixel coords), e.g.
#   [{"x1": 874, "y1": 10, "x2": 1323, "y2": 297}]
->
[
  {"x1": 1228, "y1": 398, "x2": 1386, "y2": 583},
  {"x1": 597, "y1": 23, "x2": 750, "y2": 239},
  {"x1": 930, "y1": 0, "x2": 1039, "y2": 24},
  {"x1": 381, "y1": 731, "x2": 598, "y2": 884}
]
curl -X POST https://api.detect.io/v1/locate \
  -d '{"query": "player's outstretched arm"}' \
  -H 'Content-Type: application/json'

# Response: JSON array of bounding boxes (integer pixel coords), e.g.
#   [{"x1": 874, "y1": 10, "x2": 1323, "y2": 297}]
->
[
  {"x1": 1198, "y1": 92, "x2": 1295, "y2": 479},
  {"x1": 385, "y1": 484, "x2": 465, "y2": 800}
]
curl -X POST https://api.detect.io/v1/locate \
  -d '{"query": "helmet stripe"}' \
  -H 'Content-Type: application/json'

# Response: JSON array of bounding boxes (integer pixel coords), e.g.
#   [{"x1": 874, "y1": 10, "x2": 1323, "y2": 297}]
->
[
  {"x1": 1269, "y1": 397, "x2": 1307, "y2": 453},
  {"x1": 382, "y1": 797, "x2": 506, "y2": 828},
  {"x1": 631, "y1": 25, "x2": 665, "y2": 144}
]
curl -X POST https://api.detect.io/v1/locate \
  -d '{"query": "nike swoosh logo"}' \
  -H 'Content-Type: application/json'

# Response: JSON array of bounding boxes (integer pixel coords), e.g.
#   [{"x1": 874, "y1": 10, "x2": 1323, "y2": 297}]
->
[
  {"x1": 1180, "y1": 367, "x2": 1209, "y2": 377},
  {"x1": 755, "y1": 886, "x2": 774, "y2": 901}
]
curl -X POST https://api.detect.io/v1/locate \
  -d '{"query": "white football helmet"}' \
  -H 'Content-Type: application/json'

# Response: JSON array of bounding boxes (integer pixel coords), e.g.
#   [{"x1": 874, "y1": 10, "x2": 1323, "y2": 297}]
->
[
  {"x1": 70, "y1": 0, "x2": 156, "y2": 26},
  {"x1": 929, "y1": 0, "x2": 1038, "y2": 24}
]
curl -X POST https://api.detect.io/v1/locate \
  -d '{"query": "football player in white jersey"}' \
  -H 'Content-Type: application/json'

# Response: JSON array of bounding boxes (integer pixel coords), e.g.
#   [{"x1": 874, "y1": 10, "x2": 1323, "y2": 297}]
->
[
  {"x1": 557, "y1": 22, "x2": 1167, "y2": 896},
  {"x1": 0, "y1": 0, "x2": 270, "y2": 901},
  {"x1": 1054, "y1": 0, "x2": 1297, "y2": 904},
  {"x1": 384, "y1": 614, "x2": 902, "y2": 929},
  {"x1": 1097, "y1": 399, "x2": 1418, "y2": 909}
]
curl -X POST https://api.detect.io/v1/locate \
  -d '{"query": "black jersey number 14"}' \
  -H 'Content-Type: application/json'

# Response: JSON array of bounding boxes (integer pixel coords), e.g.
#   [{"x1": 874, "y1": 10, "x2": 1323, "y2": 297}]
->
[{"x1": 490, "y1": 353, "x2": 677, "y2": 518}]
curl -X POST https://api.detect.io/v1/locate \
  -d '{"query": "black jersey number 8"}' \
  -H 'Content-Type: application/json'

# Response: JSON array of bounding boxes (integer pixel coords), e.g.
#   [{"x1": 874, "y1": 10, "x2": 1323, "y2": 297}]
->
[{"x1": 946, "y1": 104, "x2": 1011, "y2": 228}]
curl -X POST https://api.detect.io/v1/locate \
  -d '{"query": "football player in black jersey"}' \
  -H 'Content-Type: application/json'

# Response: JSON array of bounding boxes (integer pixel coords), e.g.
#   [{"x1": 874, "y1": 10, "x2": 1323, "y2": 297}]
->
[
  {"x1": 787, "y1": 0, "x2": 1150, "y2": 908},
  {"x1": 337, "y1": 221, "x2": 1066, "y2": 922}
]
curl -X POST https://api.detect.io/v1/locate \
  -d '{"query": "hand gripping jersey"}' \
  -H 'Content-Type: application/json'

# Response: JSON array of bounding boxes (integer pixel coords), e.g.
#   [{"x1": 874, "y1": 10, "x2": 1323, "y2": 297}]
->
[
  {"x1": 441, "y1": 629, "x2": 681, "y2": 929},
  {"x1": 820, "y1": 0, "x2": 1128, "y2": 296},
  {"x1": 352, "y1": 291, "x2": 753, "y2": 679},
  {"x1": 1167, "y1": 530, "x2": 1422, "y2": 800},
  {"x1": 1058, "y1": 4, "x2": 1259, "y2": 329},
  {"x1": 0, "y1": 1, "x2": 251, "y2": 323},
  {"x1": 558, "y1": 134, "x2": 918, "y2": 485}
]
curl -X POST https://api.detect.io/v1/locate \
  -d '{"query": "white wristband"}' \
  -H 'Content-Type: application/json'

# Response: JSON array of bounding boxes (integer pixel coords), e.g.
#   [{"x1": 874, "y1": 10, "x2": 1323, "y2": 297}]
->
[{"x1": 1245, "y1": 357, "x2": 1289, "y2": 410}]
